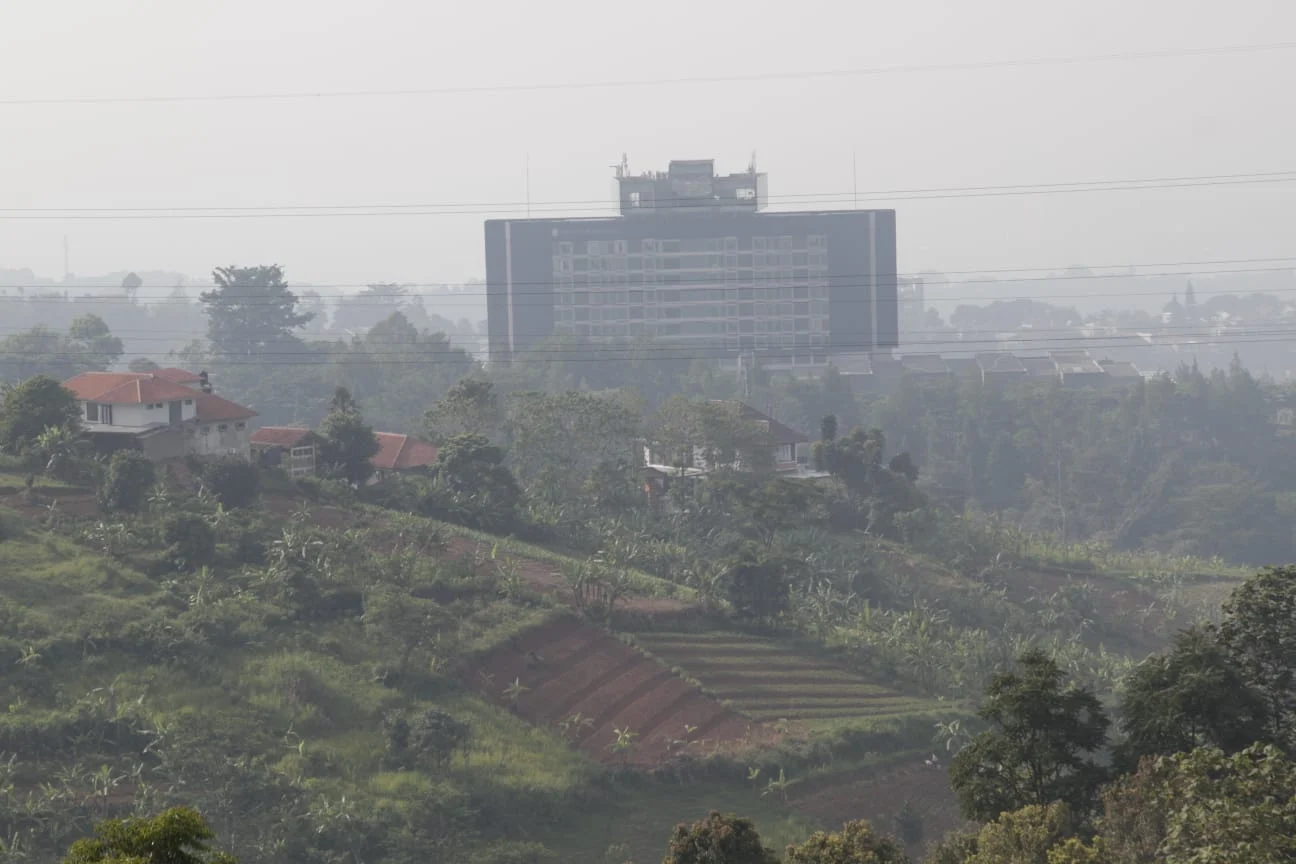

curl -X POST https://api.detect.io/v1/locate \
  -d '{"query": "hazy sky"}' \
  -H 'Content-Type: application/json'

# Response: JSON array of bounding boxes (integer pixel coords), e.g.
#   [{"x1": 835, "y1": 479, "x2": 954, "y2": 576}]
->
[{"x1": 1, "y1": 0, "x2": 1293, "y2": 295}]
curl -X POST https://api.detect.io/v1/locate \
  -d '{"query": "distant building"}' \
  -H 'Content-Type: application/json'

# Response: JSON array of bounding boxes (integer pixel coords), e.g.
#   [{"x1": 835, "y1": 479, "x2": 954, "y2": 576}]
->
[
  {"x1": 841, "y1": 350, "x2": 1144, "y2": 394},
  {"x1": 485, "y1": 157, "x2": 898, "y2": 371},
  {"x1": 63, "y1": 370, "x2": 255, "y2": 461}
]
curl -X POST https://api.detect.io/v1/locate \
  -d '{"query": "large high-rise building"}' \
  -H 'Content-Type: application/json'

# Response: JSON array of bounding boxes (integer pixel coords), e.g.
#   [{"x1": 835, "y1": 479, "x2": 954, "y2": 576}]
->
[{"x1": 484, "y1": 158, "x2": 897, "y2": 369}]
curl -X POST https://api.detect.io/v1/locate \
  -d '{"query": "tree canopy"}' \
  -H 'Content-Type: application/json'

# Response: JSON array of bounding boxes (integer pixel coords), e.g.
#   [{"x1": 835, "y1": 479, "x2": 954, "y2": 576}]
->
[{"x1": 951, "y1": 651, "x2": 1110, "y2": 822}]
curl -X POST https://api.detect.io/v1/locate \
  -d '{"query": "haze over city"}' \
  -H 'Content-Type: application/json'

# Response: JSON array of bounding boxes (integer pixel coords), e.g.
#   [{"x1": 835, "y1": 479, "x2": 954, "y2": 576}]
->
[
  {"x1": 2, "y1": 0, "x2": 1294, "y2": 292},
  {"x1": 6, "y1": 4, "x2": 1296, "y2": 863}
]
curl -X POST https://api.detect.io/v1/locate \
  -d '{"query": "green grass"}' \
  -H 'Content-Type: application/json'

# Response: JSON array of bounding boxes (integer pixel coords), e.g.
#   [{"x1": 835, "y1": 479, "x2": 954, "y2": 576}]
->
[{"x1": 543, "y1": 778, "x2": 818, "y2": 864}]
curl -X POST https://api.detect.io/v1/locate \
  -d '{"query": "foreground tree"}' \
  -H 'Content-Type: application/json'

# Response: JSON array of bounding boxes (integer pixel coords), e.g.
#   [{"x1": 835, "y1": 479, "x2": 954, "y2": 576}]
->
[
  {"x1": 0, "y1": 375, "x2": 81, "y2": 454},
  {"x1": 663, "y1": 811, "x2": 779, "y2": 864},
  {"x1": 62, "y1": 807, "x2": 235, "y2": 864},
  {"x1": 1072, "y1": 744, "x2": 1296, "y2": 864},
  {"x1": 785, "y1": 819, "x2": 908, "y2": 863},
  {"x1": 951, "y1": 651, "x2": 1110, "y2": 822},
  {"x1": 319, "y1": 387, "x2": 379, "y2": 486},
  {"x1": 1214, "y1": 566, "x2": 1296, "y2": 745},
  {"x1": 1116, "y1": 626, "x2": 1269, "y2": 769},
  {"x1": 200, "y1": 265, "x2": 313, "y2": 356},
  {"x1": 965, "y1": 803, "x2": 1075, "y2": 864}
]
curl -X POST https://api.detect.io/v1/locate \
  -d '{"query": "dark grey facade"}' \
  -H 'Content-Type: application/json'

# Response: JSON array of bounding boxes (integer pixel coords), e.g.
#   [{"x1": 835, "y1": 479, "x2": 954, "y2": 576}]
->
[{"x1": 485, "y1": 163, "x2": 897, "y2": 368}]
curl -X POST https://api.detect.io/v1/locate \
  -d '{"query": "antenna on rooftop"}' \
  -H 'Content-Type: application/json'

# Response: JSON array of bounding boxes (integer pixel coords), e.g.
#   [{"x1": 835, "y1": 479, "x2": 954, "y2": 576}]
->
[{"x1": 748, "y1": 150, "x2": 757, "y2": 174}]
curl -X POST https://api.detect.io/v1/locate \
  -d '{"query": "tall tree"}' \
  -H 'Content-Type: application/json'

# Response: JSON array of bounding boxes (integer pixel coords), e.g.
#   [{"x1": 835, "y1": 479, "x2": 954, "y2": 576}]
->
[
  {"x1": 67, "y1": 314, "x2": 124, "y2": 370},
  {"x1": 0, "y1": 375, "x2": 81, "y2": 453},
  {"x1": 1116, "y1": 626, "x2": 1270, "y2": 769},
  {"x1": 425, "y1": 377, "x2": 501, "y2": 443},
  {"x1": 951, "y1": 650, "x2": 1110, "y2": 822},
  {"x1": 62, "y1": 807, "x2": 235, "y2": 864},
  {"x1": 200, "y1": 265, "x2": 312, "y2": 356},
  {"x1": 662, "y1": 811, "x2": 779, "y2": 864},
  {"x1": 319, "y1": 387, "x2": 379, "y2": 486},
  {"x1": 1215, "y1": 566, "x2": 1296, "y2": 745}
]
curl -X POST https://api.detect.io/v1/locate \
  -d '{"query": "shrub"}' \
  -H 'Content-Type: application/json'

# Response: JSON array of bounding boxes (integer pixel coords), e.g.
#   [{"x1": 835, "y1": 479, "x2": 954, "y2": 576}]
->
[
  {"x1": 163, "y1": 513, "x2": 216, "y2": 570},
  {"x1": 97, "y1": 451, "x2": 155, "y2": 513},
  {"x1": 201, "y1": 458, "x2": 261, "y2": 509}
]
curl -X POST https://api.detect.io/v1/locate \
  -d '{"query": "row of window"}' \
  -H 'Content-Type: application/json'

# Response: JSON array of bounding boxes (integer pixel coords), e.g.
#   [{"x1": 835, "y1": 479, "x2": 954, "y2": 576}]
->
[
  {"x1": 556, "y1": 285, "x2": 829, "y2": 305},
  {"x1": 557, "y1": 307, "x2": 827, "y2": 329},
  {"x1": 562, "y1": 235, "x2": 827, "y2": 256},
  {"x1": 556, "y1": 252, "x2": 828, "y2": 272},
  {"x1": 551, "y1": 322, "x2": 829, "y2": 347},
  {"x1": 557, "y1": 303, "x2": 827, "y2": 319}
]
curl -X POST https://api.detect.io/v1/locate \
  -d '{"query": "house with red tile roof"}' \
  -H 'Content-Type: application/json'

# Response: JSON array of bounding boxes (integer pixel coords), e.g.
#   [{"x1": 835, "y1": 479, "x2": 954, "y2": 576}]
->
[
  {"x1": 62, "y1": 370, "x2": 256, "y2": 462},
  {"x1": 248, "y1": 427, "x2": 438, "y2": 483},
  {"x1": 369, "y1": 432, "x2": 438, "y2": 483},
  {"x1": 249, "y1": 427, "x2": 324, "y2": 478}
]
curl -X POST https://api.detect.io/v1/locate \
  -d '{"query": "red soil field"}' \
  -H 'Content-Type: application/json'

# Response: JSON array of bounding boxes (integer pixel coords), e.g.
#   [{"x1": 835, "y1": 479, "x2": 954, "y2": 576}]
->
[{"x1": 470, "y1": 615, "x2": 755, "y2": 766}]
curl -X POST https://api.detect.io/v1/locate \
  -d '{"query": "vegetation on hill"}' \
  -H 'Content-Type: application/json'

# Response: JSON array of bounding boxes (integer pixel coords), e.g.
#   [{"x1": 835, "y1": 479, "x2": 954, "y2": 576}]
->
[{"x1": 4, "y1": 284, "x2": 1295, "y2": 861}]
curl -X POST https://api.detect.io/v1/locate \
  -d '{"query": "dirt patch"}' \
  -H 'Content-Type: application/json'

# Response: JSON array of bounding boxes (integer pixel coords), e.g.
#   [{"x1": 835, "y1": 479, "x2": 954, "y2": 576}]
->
[
  {"x1": 469, "y1": 616, "x2": 760, "y2": 766},
  {"x1": 2, "y1": 489, "x2": 100, "y2": 519}
]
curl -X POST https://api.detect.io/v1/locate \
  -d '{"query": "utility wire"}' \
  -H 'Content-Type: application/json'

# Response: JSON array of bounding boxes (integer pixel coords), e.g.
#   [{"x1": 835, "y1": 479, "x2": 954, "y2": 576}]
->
[
  {"x1": 4, "y1": 264, "x2": 1292, "y2": 307},
  {"x1": 7, "y1": 255, "x2": 1294, "y2": 296},
  {"x1": 3, "y1": 41, "x2": 1294, "y2": 107},
  {"x1": 4, "y1": 170, "x2": 1294, "y2": 215},
  {"x1": 3, "y1": 174, "x2": 1295, "y2": 220},
  {"x1": 9, "y1": 327, "x2": 1296, "y2": 362}
]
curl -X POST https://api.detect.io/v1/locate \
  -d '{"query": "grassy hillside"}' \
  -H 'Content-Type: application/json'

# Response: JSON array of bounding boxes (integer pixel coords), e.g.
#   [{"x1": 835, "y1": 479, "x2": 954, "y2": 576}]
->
[{"x1": 0, "y1": 468, "x2": 1249, "y2": 863}]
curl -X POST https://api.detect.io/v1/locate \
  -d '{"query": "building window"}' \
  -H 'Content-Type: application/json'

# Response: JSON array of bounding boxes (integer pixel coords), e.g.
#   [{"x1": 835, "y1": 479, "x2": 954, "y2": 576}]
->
[
  {"x1": 218, "y1": 424, "x2": 228, "y2": 432},
  {"x1": 235, "y1": 422, "x2": 245, "y2": 430},
  {"x1": 85, "y1": 402, "x2": 99, "y2": 423}
]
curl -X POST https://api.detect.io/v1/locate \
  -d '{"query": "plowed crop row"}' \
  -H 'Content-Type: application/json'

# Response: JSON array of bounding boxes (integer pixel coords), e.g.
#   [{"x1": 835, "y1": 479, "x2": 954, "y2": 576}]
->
[
  {"x1": 633, "y1": 631, "x2": 943, "y2": 726},
  {"x1": 470, "y1": 617, "x2": 756, "y2": 766}
]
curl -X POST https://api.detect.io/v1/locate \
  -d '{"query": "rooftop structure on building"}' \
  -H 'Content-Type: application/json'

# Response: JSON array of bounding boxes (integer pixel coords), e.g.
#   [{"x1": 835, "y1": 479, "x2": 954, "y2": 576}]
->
[
  {"x1": 615, "y1": 156, "x2": 768, "y2": 215},
  {"x1": 485, "y1": 157, "x2": 898, "y2": 371}
]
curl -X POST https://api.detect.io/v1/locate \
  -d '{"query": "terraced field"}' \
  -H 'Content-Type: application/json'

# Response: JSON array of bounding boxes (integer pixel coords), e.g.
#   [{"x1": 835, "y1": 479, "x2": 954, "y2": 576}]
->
[
  {"x1": 469, "y1": 616, "x2": 760, "y2": 766},
  {"x1": 631, "y1": 631, "x2": 944, "y2": 725}
]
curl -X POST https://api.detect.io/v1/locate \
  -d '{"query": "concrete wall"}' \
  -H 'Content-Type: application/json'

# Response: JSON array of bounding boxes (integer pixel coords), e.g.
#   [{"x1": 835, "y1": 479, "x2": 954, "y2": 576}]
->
[
  {"x1": 139, "y1": 427, "x2": 186, "y2": 462},
  {"x1": 188, "y1": 421, "x2": 251, "y2": 459}
]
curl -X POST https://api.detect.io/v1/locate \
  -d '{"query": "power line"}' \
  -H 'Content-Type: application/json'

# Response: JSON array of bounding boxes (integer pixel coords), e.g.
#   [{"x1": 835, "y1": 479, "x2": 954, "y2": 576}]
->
[
  {"x1": 3, "y1": 263, "x2": 1291, "y2": 307},
  {"x1": 4, "y1": 170, "x2": 1294, "y2": 215},
  {"x1": 3, "y1": 41, "x2": 1294, "y2": 107},
  {"x1": 8, "y1": 326, "x2": 1296, "y2": 362},
  {"x1": 3, "y1": 174, "x2": 1294, "y2": 221}
]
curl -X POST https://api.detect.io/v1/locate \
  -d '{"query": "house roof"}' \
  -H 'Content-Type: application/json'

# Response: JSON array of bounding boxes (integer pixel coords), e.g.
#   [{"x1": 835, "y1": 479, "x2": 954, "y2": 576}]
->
[
  {"x1": 1098, "y1": 359, "x2": 1142, "y2": 378},
  {"x1": 712, "y1": 401, "x2": 809, "y2": 446},
  {"x1": 63, "y1": 372, "x2": 202, "y2": 405},
  {"x1": 371, "y1": 432, "x2": 439, "y2": 471},
  {"x1": 194, "y1": 391, "x2": 257, "y2": 422},
  {"x1": 1050, "y1": 351, "x2": 1105, "y2": 375},
  {"x1": 250, "y1": 426, "x2": 318, "y2": 448},
  {"x1": 975, "y1": 352, "x2": 1028, "y2": 374},
  {"x1": 945, "y1": 357, "x2": 980, "y2": 378},
  {"x1": 152, "y1": 367, "x2": 203, "y2": 384},
  {"x1": 899, "y1": 354, "x2": 950, "y2": 375},
  {"x1": 1017, "y1": 356, "x2": 1058, "y2": 377}
]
